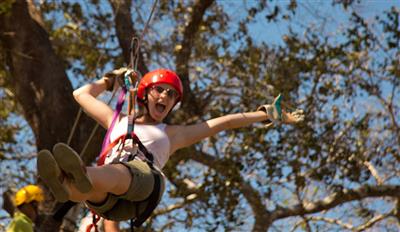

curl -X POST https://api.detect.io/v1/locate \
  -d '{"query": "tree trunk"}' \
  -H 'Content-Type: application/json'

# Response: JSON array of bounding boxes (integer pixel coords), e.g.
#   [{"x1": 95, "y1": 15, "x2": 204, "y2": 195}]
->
[{"x1": 0, "y1": 1, "x2": 104, "y2": 230}]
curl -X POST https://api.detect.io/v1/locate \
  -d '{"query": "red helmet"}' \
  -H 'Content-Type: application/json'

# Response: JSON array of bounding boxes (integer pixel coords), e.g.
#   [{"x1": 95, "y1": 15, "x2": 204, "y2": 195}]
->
[{"x1": 137, "y1": 69, "x2": 183, "y2": 104}]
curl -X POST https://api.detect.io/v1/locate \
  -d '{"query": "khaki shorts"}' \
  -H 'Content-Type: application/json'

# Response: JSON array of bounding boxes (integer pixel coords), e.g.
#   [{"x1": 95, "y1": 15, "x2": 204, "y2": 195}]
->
[{"x1": 85, "y1": 158, "x2": 165, "y2": 221}]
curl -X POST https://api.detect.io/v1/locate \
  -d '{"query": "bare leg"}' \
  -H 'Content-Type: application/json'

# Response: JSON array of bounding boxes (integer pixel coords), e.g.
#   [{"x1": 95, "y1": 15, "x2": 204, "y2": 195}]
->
[
  {"x1": 103, "y1": 220, "x2": 120, "y2": 232},
  {"x1": 67, "y1": 164, "x2": 132, "y2": 203}
]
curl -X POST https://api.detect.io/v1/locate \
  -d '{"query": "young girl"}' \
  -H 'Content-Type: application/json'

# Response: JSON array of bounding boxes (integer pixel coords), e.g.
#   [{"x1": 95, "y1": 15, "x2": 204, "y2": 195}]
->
[{"x1": 37, "y1": 68, "x2": 304, "y2": 225}]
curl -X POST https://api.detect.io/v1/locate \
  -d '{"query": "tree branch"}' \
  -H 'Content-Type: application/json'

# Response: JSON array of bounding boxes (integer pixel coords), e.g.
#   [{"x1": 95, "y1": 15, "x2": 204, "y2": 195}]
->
[
  {"x1": 271, "y1": 185, "x2": 400, "y2": 220},
  {"x1": 355, "y1": 211, "x2": 394, "y2": 232},
  {"x1": 362, "y1": 160, "x2": 383, "y2": 185},
  {"x1": 174, "y1": 0, "x2": 214, "y2": 115},
  {"x1": 306, "y1": 216, "x2": 354, "y2": 230},
  {"x1": 154, "y1": 193, "x2": 198, "y2": 216},
  {"x1": 109, "y1": 0, "x2": 148, "y2": 74},
  {"x1": 170, "y1": 148, "x2": 271, "y2": 231},
  {"x1": 26, "y1": 0, "x2": 45, "y2": 28}
]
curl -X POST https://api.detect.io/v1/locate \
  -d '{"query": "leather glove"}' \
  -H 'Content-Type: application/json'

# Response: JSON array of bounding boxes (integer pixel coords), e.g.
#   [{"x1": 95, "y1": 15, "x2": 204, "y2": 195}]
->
[
  {"x1": 103, "y1": 67, "x2": 130, "y2": 91},
  {"x1": 258, "y1": 94, "x2": 305, "y2": 128},
  {"x1": 257, "y1": 94, "x2": 283, "y2": 124}
]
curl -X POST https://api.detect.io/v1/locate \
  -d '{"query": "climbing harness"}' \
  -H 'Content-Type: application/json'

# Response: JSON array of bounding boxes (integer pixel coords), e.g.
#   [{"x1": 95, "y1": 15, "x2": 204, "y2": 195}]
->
[
  {"x1": 51, "y1": 0, "x2": 160, "y2": 230},
  {"x1": 87, "y1": 0, "x2": 160, "y2": 231},
  {"x1": 90, "y1": 66, "x2": 162, "y2": 231}
]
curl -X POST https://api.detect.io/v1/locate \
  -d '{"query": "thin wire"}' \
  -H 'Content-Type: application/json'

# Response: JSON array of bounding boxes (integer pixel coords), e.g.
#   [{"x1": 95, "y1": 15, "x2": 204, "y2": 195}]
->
[
  {"x1": 131, "y1": 0, "x2": 159, "y2": 71},
  {"x1": 127, "y1": 0, "x2": 159, "y2": 138},
  {"x1": 66, "y1": 26, "x2": 113, "y2": 148},
  {"x1": 67, "y1": 108, "x2": 82, "y2": 145},
  {"x1": 80, "y1": 90, "x2": 118, "y2": 157}
]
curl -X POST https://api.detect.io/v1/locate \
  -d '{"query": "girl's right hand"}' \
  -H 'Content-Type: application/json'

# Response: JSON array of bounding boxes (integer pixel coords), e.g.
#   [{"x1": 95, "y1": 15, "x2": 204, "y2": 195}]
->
[{"x1": 103, "y1": 67, "x2": 129, "y2": 91}]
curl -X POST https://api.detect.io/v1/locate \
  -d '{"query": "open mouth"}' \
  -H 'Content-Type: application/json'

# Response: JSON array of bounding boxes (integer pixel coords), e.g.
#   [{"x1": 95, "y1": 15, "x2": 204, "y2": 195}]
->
[{"x1": 155, "y1": 103, "x2": 166, "y2": 113}]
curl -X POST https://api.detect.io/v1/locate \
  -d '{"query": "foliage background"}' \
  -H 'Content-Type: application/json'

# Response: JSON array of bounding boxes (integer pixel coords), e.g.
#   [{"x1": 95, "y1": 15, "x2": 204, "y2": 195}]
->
[{"x1": 0, "y1": 0, "x2": 399, "y2": 231}]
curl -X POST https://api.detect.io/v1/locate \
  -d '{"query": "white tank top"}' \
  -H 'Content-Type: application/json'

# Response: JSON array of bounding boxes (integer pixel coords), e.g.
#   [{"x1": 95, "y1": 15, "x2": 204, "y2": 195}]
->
[{"x1": 105, "y1": 116, "x2": 171, "y2": 169}]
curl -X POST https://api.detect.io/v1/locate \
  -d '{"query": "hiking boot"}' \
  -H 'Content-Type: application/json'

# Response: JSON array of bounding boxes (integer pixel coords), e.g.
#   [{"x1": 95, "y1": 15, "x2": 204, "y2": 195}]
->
[
  {"x1": 37, "y1": 149, "x2": 69, "y2": 202},
  {"x1": 52, "y1": 143, "x2": 93, "y2": 193}
]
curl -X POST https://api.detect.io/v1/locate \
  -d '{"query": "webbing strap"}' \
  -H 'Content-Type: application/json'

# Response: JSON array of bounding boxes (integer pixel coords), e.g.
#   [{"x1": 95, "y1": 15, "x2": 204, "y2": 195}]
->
[
  {"x1": 125, "y1": 72, "x2": 138, "y2": 140},
  {"x1": 98, "y1": 134, "x2": 126, "y2": 166},
  {"x1": 131, "y1": 133, "x2": 154, "y2": 163},
  {"x1": 100, "y1": 89, "x2": 127, "y2": 156},
  {"x1": 85, "y1": 210, "x2": 101, "y2": 232},
  {"x1": 127, "y1": 114, "x2": 135, "y2": 139},
  {"x1": 97, "y1": 132, "x2": 154, "y2": 166},
  {"x1": 133, "y1": 167, "x2": 161, "y2": 227}
]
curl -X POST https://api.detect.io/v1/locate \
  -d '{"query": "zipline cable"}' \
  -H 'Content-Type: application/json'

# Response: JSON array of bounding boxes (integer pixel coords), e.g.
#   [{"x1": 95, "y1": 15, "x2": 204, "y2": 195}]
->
[{"x1": 130, "y1": 0, "x2": 159, "y2": 71}]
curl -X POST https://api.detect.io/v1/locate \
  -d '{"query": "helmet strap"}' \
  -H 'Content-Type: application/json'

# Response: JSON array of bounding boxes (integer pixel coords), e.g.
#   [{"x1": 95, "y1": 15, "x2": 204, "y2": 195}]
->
[{"x1": 138, "y1": 94, "x2": 153, "y2": 121}]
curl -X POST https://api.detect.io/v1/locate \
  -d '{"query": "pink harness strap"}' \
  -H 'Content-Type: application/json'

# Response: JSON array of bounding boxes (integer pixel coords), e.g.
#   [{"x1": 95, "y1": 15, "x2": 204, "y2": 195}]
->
[{"x1": 98, "y1": 88, "x2": 127, "y2": 164}]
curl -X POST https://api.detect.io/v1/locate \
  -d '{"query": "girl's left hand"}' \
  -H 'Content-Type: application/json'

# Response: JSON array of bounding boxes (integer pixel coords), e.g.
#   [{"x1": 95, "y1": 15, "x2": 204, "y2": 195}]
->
[{"x1": 258, "y1": 94, "x2": 304, "y2": 127}]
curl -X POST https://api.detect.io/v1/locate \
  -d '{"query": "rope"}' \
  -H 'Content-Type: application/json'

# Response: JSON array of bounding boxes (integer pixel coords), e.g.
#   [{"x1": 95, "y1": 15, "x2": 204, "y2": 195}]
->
[
  {"x1": 80, "y1": 89, "x2": 118, "y2": 157},
  {"x1": 67, "y1": 108, "x2": 83, "y2": 145},
  {"x1": 130, "y1": 0, "x2": 159, "y2": 71},
  {"x1": 125, "y1": 0, "x2": 159, "y2": 139}
]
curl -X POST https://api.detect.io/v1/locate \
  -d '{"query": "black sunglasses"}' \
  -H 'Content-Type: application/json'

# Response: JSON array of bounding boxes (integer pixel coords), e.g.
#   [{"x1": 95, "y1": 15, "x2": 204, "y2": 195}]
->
[{"x1": 151, "y1": 86, "x2": 178, "y2": 99}]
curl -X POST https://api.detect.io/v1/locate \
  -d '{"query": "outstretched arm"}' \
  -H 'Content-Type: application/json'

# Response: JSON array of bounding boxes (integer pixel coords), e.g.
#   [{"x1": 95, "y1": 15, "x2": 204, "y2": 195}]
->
[{"x1": 167, "y1": 109, "x2": 300, "y2": 154}]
